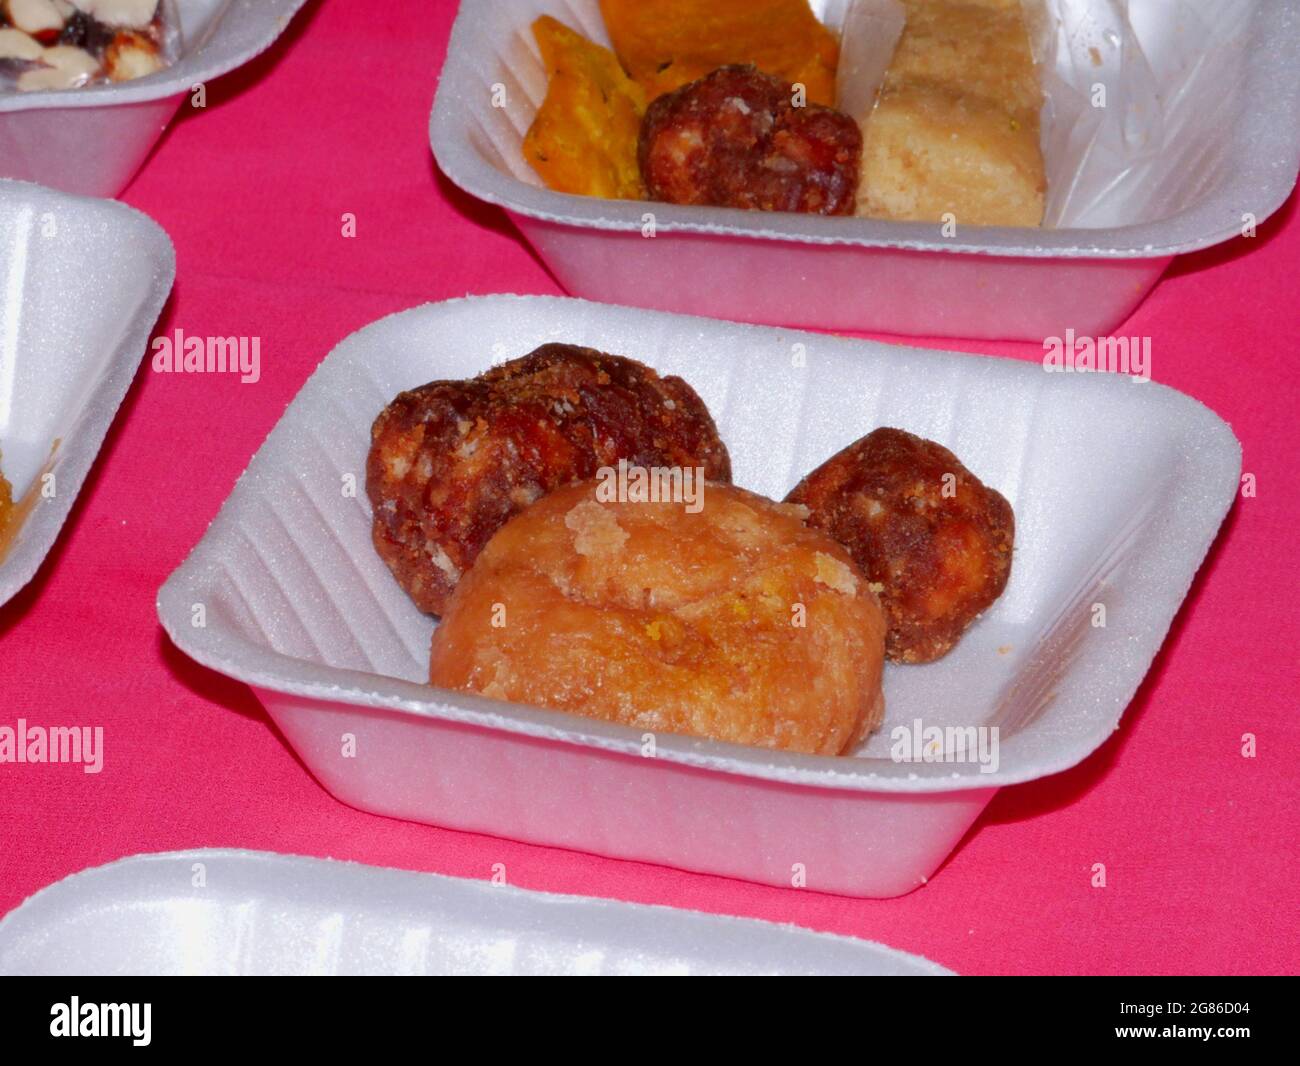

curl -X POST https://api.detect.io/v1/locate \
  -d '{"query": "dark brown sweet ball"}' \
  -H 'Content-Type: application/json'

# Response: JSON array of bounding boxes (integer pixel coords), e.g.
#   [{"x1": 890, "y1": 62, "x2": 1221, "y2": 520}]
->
[
  {"x1": 638, "y1": 64, "x2": 862, "y2": 215},
  {"x1": 786, "y1": 428, "x2": 1014, "y2": 663},
  {"x1": 367, "y1": 343, "x2": 732, "y2": 615}
]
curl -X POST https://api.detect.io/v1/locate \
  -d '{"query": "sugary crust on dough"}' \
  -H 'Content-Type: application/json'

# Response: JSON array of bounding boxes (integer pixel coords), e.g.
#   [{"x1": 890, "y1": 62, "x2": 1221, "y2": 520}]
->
[
  {"x1": 367, "y1": 344, "x2": 732, "y2": 615},
  {"x1": 429, "y1": 481, "x2": 887, "y2": 755},
  {"x1": 786, "y1": 427, "x2": 1014, "y2": 663}
]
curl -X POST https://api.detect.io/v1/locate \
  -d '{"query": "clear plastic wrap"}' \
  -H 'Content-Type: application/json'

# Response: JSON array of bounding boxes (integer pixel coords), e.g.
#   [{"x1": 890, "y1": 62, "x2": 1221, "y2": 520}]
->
[
  {"x1": 1026, "y1": 0, "x2": 1257, "y2": 228},
  {"x1": 0, "y1": 0, "x2": 181, "y2": 94},
  {"x1": 838, "y1": 0, "x2": 1262, "y2": 229}
]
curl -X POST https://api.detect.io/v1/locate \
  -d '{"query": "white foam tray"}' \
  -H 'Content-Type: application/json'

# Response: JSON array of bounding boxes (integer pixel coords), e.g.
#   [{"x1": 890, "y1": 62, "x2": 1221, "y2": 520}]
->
[
  {"x1": 158, "y1": 295, "x2": 1240, "y2": 897},
  {"x1": 0, "y1": 0, "x2": 311, "y2": 198},
  {"x1": 429, "y1": 0, "x2": 1300, "y2": 340},
  {"x1": 0, "y1": 849, "x2": 953, "y2": 975},
  {"x1": 0, "y1": 178, "x2": 174, "y2": 609}
]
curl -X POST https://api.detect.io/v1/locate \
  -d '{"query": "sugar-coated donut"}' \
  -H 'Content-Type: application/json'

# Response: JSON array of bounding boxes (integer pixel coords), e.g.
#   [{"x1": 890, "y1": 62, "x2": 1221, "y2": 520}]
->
[{"x1": 429, "y1": 480, "x2": 887, "y2": 755}]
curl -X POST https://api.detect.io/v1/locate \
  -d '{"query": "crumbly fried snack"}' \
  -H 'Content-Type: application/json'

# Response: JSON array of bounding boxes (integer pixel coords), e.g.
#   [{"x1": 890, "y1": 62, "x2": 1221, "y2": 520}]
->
[
  {"x1": 0, "y1": 455, "x2": 11, "y2": 537},
  {"x1": 599, "y1": 0, "x2": 839, "y2": 106},
  {"x1": 639, "y1": 65, "x2": 861, "y2": 215},
  {"x1": 522, "y1": 15, "x2": 647, "y2": 200},
  {"x1": 857, "y1": 0, "x2": 1045, "y2": 226},
  {"x1": 367, "y1": 343, "x2": 732, "y2": 616},
  {"x1": 786, "y1": 427, "x2": 1014, "y2": 663},
  {"x1": 429, "y1": 481, "x2": 887, "y2": 755}
]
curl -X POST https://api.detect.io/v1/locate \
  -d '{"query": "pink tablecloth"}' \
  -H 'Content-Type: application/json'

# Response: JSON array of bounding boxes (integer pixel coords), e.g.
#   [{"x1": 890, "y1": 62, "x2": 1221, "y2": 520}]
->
[{"x1": 1, "y1": 1, "x2": 1296, "y2": 976}]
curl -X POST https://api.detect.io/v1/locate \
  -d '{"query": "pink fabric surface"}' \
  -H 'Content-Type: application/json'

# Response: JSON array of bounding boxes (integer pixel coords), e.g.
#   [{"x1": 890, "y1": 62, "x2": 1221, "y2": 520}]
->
[{"x1": 1, "y1": 1, "x2": 1296, "y2": 976}]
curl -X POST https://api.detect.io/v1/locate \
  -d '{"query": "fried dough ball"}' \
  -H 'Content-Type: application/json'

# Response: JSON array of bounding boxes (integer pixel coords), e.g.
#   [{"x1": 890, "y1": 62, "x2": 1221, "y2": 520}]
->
[
  {"x1": 429, "y1": 481, "x2": 887, "y2": 755},
  {"x1": 786, "y1": 428, "x2": 1014, "y2": 663},
  {"x1": 639, "y1": 65, "x2": 862, "y2": 215},
  {"x1": 368, "y1": 344, "x2": 732, "y2": 615}
]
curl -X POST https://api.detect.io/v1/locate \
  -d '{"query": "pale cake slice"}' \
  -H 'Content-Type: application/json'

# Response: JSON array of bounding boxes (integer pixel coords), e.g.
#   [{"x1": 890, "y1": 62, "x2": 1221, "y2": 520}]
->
[{"x1": 858, "y1": 0, "x2": 1045, "y2": 226}]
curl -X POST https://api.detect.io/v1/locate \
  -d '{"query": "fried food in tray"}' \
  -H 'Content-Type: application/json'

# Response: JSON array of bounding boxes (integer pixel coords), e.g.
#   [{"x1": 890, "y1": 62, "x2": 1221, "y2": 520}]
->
[
  {"x1": 786, "y1": 427, "x2": 1014, "y2": 663},
  {"x1": 367, "y1": 343, "x2": 732, "y2": 616},
  {"x1": 598, "y1": 0, "x2": 839, "y2": 106},
  {"x1": 516, "y1": 2, "x2": 1050, "y2": 228},
  {"x1": 429, "y1": 480, "x2": 887, "y2": 755},
  {"x1": 639, "y1": 65, "x2": 862, "y2": 216},
  {"x1": 369, "y1": 340, "x2": 1015, "y2": 754},
  {"x1": 857, "y1": 0, "x2": 1046, "y2": 226},
  {"x1": 521, "y1": 15, "x2": 647, "y2": 201}
]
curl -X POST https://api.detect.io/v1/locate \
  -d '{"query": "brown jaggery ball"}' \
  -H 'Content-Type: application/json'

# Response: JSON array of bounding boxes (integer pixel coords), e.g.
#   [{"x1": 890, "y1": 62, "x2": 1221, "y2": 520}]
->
[
  {"x1": 638, "y1": 65, "x2": 862, "y2": 215},
  {"x1": 428, "y1": 481, "x2": 887, "y2": 755},
  {"x1": 786, "y1": 428, "x2": 1014, "y2": 663},
  {"x1": 367, "y1": 344, "x2": 732, "y2": 615}
]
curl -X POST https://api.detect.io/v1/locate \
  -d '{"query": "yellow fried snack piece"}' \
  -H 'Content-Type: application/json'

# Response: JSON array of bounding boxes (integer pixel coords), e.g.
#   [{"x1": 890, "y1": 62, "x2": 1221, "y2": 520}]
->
[
  {"x1": 0, "y1": 454, "x2": 13, "y2": 562},
  {"x1": 599, "y1": 0, "x2": 839, "y2": 106},
  {"x1": 858, "y1": 0, "x2": 1045, "y2": 226},
  {"x1": 0, "y1": 463, "x2": 11, "y2": 536},
  {"x1": 522, "y1": 16, "x2": 647, "y2": 200}
]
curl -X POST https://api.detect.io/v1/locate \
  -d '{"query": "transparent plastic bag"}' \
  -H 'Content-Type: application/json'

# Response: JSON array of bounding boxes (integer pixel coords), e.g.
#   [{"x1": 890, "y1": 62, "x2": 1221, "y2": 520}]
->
[
  {"x1": 827, "y1": 0, "x2": 1259, "y2": 229},
  {"x1": 1028, "y1": 0, "x2": 1256, "y2": 228}
]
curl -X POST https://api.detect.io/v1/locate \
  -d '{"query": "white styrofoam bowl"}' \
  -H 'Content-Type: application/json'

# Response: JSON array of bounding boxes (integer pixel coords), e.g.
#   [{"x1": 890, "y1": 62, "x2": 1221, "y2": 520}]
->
[
  {"x1": 0, "y1": 178, "x2": 174, "y2": 608},
  {"x1": 0, "y1": 0, "x2": 311, "y2": 199},
  {"x1": 0, "y1": 849, "x2": 955, "y2": 975},
  {"x1": 157, "y1": 295, "x2": 1240, "y2": 897},
  {"x1": 429, "y1": 0, "x2": 1300, "y2": 340}
]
